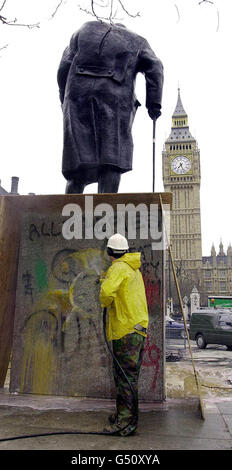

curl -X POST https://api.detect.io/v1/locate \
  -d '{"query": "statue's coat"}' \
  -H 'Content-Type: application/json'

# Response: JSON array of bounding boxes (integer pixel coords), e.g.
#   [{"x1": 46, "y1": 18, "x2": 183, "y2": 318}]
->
[{"x1": 57, "y1": 21, "x2": 163, "y2": 182}]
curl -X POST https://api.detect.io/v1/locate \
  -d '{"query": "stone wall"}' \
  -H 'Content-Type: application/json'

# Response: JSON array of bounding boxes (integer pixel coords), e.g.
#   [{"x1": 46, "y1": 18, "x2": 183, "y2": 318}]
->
[{"x1": 0, "y1": 193, "x2": 172, "y2": 402}]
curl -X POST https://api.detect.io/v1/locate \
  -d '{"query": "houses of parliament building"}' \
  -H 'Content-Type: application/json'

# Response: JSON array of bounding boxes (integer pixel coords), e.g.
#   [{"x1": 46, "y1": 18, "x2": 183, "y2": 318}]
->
[{"x1": 162, "y1": 89, "x2": 232, "y2": 306}]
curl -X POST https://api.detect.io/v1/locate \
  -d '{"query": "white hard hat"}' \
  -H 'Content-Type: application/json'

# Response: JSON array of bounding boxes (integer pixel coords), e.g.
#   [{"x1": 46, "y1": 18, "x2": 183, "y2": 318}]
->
[{"x1": 107, "y1": 233, "x2": 129, "y2": 251}]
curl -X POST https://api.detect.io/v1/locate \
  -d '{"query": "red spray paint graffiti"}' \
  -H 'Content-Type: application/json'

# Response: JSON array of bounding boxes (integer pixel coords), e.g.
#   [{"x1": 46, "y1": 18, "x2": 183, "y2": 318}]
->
[
  {"x1": 144, "y1": 281, "x2": 160, "y2": 312},
  {"x1": 142, "y1": 334, "x2": 160, "y2": 391},
  {"x1": 141, "y1": 270, "x2": 162, "y2": 391},
  {"x1": 142, "y1": 267, "x2": 161, "y2": 317}
]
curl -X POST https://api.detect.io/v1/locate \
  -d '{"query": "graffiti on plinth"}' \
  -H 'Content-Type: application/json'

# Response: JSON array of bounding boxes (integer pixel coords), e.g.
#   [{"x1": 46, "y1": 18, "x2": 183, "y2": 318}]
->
[{"x1": 10, "y1": 212, "x2": 164, "y2": 400}]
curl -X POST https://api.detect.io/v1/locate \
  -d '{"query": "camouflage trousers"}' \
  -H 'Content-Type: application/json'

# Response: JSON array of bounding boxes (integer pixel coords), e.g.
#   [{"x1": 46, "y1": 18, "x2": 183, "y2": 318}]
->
[{"x1": 112, "y1": 332, "x2": 145, "y2": 427}]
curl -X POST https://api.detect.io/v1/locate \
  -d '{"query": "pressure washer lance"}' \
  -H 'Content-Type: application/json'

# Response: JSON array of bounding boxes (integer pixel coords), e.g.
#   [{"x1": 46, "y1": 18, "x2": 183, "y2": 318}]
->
[{"x1": 0, "y1": 308, "x2": 137, "y2": 442}]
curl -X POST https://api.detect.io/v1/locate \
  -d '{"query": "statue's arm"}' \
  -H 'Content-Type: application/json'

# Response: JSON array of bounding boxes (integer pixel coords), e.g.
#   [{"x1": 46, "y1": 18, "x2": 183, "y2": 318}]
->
[
  {"x1": 57, "y1": 33, "x2": 79, "y2": 104},
  {"x1": 137, "y1": 39, "x2": 164, "y2": 120}
]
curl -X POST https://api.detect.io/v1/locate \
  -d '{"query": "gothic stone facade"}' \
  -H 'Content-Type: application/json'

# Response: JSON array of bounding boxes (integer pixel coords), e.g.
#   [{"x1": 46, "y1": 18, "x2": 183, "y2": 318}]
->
[{"x1": 162, "y1": 90, "x2": 231, "y2": 307}]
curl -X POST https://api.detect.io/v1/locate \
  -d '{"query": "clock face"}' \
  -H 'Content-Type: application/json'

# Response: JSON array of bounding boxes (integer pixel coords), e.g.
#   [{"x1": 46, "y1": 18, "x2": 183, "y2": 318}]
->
[{"x1": 171, "y1": 156, "x2": 191, "y2": 175}]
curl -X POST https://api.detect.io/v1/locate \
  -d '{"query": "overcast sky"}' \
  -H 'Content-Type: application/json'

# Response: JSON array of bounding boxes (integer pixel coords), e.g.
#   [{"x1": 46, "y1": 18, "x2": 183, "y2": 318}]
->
[{"x1": 0, "y1": 0, "x2": 231, "y2": 256}]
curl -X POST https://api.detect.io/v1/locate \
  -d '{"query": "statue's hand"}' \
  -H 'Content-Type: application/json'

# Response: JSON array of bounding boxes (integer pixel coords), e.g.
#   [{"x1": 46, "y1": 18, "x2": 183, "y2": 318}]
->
[{"x1": 148, "y1": 105, "x2": 161, "y2": 120}]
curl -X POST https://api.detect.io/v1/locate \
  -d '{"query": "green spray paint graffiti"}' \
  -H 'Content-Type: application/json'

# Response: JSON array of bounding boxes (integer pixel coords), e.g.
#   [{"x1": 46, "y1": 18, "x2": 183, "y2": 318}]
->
[
  {"x1": 34, "y1": 259, "x2": 48, "y2": 292},
  {"x1": 19, "y1": 248, "x2": 110, "y2": 395}
]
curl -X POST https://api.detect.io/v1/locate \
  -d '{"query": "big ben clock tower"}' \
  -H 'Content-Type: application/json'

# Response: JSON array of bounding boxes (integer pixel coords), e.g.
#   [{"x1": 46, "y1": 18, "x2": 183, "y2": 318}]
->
[{"x1": 162, "y1": 89, "x2": 202, "y2": 281}]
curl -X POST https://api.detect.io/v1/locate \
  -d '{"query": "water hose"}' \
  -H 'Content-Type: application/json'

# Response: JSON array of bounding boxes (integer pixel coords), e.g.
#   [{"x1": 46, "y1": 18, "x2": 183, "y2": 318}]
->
[{"x1": 0, "y1": 308, "x2": 137, "y2": 442}]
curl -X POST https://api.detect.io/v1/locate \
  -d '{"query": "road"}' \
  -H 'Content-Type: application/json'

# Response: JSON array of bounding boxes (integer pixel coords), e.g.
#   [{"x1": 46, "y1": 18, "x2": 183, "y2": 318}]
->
[{"x1": 166, "y1": 340, "x2": 232, "y2": 400}]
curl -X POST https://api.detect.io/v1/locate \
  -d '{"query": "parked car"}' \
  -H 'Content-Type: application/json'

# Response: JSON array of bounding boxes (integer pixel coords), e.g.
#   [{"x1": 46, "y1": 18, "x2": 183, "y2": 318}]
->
[
  {"x1": 172, "y1": 312, "x2": 183, "y2": 322},
  {"x1": 189, "y1": 308, "x2": 232, "y2": 350},
  {"x1": 165, "y1": 316, "x2": 189, "y2": 339}
]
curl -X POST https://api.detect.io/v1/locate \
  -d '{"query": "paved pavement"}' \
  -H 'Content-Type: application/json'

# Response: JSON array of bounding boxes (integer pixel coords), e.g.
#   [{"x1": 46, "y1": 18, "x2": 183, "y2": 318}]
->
[
  {"x1": 0, "y1": 389, "x2": 232, "y2": 452},
  {"x1": 1, "y1": 343, "x2": 232, "y2": 458}
]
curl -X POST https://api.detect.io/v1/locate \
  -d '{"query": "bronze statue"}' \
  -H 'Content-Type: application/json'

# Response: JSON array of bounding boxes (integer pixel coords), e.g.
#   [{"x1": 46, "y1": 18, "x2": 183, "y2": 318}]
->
[{"x1": 57, "y1": 21, "x2": 163, "y2": 193}]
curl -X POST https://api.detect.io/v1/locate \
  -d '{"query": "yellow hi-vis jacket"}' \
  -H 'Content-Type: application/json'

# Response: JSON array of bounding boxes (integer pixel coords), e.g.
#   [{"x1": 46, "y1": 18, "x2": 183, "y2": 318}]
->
[{"x1": 99, "y1": 252, "x2": 149, "y2": 341}]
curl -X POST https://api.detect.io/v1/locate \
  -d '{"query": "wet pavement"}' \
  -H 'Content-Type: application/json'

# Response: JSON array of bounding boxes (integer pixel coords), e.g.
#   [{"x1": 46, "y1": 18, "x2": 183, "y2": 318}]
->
[
  {"x1": 166, "y1": 340, "x2": 232, "y2": 399},
  {"x1": 0, "y1": 342, "x2": 232, "y2": 454},
  {"x1": 0, "y1": 390, "x2": 232, "y2": 452}
]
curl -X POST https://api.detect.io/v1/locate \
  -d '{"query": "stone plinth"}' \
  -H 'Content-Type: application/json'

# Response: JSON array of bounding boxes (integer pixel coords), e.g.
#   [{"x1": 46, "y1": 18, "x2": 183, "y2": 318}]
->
[{"x1": 0, "y1": 193, "x2": 172, "y2": 401}]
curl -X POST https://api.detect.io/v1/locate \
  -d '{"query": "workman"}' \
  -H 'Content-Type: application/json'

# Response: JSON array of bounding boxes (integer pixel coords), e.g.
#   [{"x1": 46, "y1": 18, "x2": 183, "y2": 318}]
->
[{"x1": 99, "y1": 233, "x2": 148, "y2": 436}]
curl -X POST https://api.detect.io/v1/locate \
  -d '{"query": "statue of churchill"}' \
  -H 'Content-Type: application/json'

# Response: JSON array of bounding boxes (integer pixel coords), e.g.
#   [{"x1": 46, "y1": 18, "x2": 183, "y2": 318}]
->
[{"x1": 57, "y1": 20, "x2": 163, "y2": 193}]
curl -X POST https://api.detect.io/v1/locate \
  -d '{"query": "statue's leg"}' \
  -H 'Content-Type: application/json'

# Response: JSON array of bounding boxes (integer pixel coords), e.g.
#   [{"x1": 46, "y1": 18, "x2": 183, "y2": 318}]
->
[
  {"x1": 98, "y1": 167, "x2": 121, "y2": 193},
  {"x1": 65, "y1": 168, "x2": 99, "y2": 194},
  {"x1": 65, "y1": 178, "x2": 86, "y2": 194}
]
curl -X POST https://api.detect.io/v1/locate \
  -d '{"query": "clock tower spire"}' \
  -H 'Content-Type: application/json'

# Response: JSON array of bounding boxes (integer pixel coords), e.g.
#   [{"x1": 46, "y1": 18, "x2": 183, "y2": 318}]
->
[
  {"x1": 172, "y1": 87, "x2": 188, "y2": 126},
  {"x1": 162, "y1": 89, "x2": 202, "y2": 282}
]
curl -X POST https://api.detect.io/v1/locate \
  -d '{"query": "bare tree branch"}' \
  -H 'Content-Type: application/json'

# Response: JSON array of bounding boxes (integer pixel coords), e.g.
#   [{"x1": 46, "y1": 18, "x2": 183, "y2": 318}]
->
[
  {"x1": 0, "y1": 42, "x2": 8, "y2": 56},
  {"x1": 50, "y1": 0, "x2": 65, "y2": 19},
  {"x1": 199, "y1": 0, "x2": 214, "y2": 4},
  {"x1": 198, "y1": 0, "x2": 220, "y2": 31},
  {"x1": 0, "y1": 43, "x2": 8, "y2": 51},
  {"x1": 78, "y1": 0, "x2": 140, "y2": 23},
  {"x1": 174, "y1": 1, "x2": 220, "y2": 32},
  {"x1": 216, "y1": 8, "x2": 219, "y2": 32},
  {"x1": 78, "y1": 4, "x2": 96, "y2": 18},
  {"x1": 92, "y1": 0, "x2": 110, "y2": 8},
  {"x1": 109, "y1": 0, "x2": 114, "y2": 22},
  {"x1": 91, "y1": 0, "x2": 101, "y2": 20},
  {"x1": 0, "y1": 0, "x2": 66, "y2": 28},
  {"x1": 0, "y1": 0, "x2": 7, "y2": 12},
  {"x1": 174, "y1": 4, "x2": 180, "y2": 23},
  {"x1": 78, "y1": 0, "x2": 115, "y2": 22},
  {"x1": 117, "y1": 0, "x2": 140, "y2": 19},
  {"x1": 0, "y1": 0, "x2": 40, "y2": 28},
  {"x1": 0, "y1": 14, "x2": 40, "y2": 28},
  {"x1": 78, "y1": 3, "x2": 106, "y2": 21}
]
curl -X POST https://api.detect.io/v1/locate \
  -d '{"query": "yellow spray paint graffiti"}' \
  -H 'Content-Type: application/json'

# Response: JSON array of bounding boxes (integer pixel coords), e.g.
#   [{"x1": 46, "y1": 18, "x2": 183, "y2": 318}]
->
[
  {"x1": 20, "y1": 310, "x2": 58, "y2": 394},
  {"x1": 20, "y1": 248, "x2": 109, "y2": 395}
]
